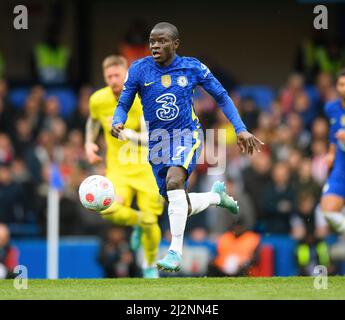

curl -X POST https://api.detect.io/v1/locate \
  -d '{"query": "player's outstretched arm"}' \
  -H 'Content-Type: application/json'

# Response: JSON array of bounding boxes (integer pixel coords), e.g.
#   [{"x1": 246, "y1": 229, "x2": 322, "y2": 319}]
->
[{"x1": 85, "y1": 116, "x2": 103, "y2": 164}]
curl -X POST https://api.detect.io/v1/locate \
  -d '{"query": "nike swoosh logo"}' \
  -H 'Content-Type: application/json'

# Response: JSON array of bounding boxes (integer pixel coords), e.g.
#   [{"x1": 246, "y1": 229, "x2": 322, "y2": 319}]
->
[{"x1": 144, "y1": 81, "x2": 155, "y2": 86}]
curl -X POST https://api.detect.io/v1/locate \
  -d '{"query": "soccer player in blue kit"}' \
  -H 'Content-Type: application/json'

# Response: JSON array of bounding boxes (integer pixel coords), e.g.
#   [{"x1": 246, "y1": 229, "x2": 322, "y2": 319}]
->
[
  {"x1": 111, "y1": 22, "x2": 264, "y2": 272},
  {"x1": 321, "y1": 69, "x2": 345, "y2": 234}
]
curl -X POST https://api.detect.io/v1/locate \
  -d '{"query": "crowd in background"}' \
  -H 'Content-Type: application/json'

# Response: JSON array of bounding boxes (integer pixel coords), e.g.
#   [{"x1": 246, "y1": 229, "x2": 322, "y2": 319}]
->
[{"x1": 0, "y1": 19, "x2": 345, "y2": 277}]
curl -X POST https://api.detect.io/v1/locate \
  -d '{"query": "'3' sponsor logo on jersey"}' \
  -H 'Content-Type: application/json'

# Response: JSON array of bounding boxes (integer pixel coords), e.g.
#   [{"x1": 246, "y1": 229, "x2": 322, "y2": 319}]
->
[{"x1": 155, "y1": 93, "x2": 179, "y2": 121}]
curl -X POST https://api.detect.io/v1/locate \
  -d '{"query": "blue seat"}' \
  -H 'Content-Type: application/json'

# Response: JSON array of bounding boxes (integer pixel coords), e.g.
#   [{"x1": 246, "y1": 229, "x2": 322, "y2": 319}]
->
[
  {"x1": 8, "y1": 223, "x2": 41, "y2": 238},
  {"x1": 8, "y1": 87, "x2": 30, "y2": 109},
  {"x1": 46, "y1": 88, "x2": 77, "y2": 119}
]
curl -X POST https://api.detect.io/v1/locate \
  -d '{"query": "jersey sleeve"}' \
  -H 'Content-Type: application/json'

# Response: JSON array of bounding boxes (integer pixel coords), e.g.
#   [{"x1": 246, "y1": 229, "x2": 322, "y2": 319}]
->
[
  {"x1": 324, "y1": 102, "x2": 337, "y2": 144},
  {"x1": 194, "y1": 59, "x2": 247, "y2": 134},
  {"x1": 112, "y1": 62, "x2": 141, "y2": 126}
]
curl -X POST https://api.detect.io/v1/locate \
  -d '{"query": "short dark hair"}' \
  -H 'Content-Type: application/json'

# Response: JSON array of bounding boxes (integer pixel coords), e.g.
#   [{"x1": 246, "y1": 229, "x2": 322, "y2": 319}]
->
[
  {"x1": 151, "y1": 22, "x2": 179, "y2": 40},
  {"x1": 336, "y1": 68, "x2": 345, "y2": 82}
]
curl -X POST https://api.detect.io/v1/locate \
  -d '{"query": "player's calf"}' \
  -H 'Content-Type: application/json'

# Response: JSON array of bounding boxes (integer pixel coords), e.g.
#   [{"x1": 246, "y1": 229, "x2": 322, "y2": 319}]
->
[{"x1": 320, "y1": 195, "x2": 345, "y2": 234}]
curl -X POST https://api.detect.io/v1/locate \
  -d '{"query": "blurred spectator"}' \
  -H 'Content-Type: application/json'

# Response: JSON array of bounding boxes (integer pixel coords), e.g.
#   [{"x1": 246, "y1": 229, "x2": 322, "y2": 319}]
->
[
  {"x1": 188, "y1": 227, "x2": 209, "y2": 243},
  {"x1": 0, "y1": 80, "x2": 16, "y2": 135},
  {"x1": 42, "y1": 96, "x2": 61, "y2": 130},
  {"x1": 279, "y1": 73, "x2": 306, "y2": 116},
  {"x1": 271, "y1": 125, "x2": 295, "y2": 161},
  {"x1": 31, "y1": 24, "x2": 71, "y2": 86},
  {"x1": 313, "y1": 38, "x2": 345, "y2": 79},
  {"x1": 22, "y1": 93, "x2": 44, "y2": 138},
  {"x1": 262, "y1": 161, "x2": 295, "y2": 234},
  {"x1": 315, "y1": 72, "x2": 338, "y2": 115},
  {"x1": 286, "y1": 112, "x2": 311, "y2": 150},
  {"x1": 291, "y1": 192, "x2": 328, "y2": 241},
  {"x1": 13, "y1": 116, "x2": 35, "y2": 155},
  {"x1": 253, "y1": 111, "x2": 278, "y2": 147},
  {"x1": 293, "y1": 157, "x2": 322, "y2": 200},
  {"x1": 287, "y1": 148, "x2": 303, "y2": 182},
  {"x1": 12, "y1": 116, "x2": 42, "y2": 184},
  {"x1": 293, "y1": 92, "x2": 317, "y2": 129},
  {"x1": 310, "y1": 139, "x2": 328, "y2": 185},
  {"x1": 295, "y1": 35, "x2": 345, "y2": 81},
  {"x1": 223, "y1": 175, "x2": 255, "y2": 231},
  {"x1": 118, "y1": 19, "x2": 151, "y2": 65},
  {"x1": 34, "y1": 129, "x2": 63, "y2": 166},
  {"x1": 208, "y1": 216, "x2": 260, "y2": 276},
  {"x1": 11, "y1": 158, "x2": 38, "y2": 222},
  {"x1": 240, "y1": 96, "x2": 260, "y2": 131},
  {"x1": 0, "y1": 165, "x2": 26, "y2": 223},
  {"x1": 0, "y1": 224, "x2": 18, "y2": 279},
  {"x1": 68, "y1": 86, "x2": 92, "y2": 132},
  {"x1": 225, "y1": 144, "x2": 250, "y2": 184},
  {"x1": 98, "y1": 225, "x2": 138, "y2": 278},
  {"x1": 242, "y1": 152, "x2": 272, "y2": 224},
  {"x1": 291, "y1": 192, "x2": 330, "y2": 276},
  {"x1": 311, "y1": 117, "x2": 329, "y2": 141},
  {"x1": 0, "y1": 133, "x2": 14, "y2": 165}
]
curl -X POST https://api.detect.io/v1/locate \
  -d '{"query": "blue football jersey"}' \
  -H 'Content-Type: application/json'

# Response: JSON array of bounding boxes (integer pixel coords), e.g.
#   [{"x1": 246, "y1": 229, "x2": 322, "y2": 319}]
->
[
  {"x1": 325, "y1": 99, "x2": 345, "y2": 172},
  {"x1": 113, "y1": 54, "x2": 246, "y2": 146}
]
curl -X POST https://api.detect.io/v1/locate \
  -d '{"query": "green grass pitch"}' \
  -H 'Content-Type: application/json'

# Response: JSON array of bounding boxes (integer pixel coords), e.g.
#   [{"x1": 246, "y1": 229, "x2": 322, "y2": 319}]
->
[{"x1": 1, "y1": 277, "x2": 345, "y2": 300}]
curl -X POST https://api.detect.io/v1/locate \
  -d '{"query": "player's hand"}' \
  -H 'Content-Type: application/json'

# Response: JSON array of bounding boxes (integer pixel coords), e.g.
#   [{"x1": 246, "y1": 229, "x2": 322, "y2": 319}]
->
[
  {"x1": 336, "y1": 129, "x2": 345, "y2": 143},
  {"x1": 111, "y1": 123, "x2": 124, "y2": 139},
  {"x1": 85, "y1": 142, "x2": 103, "y2": 164},
  {"x1": 237, "y1": 131, "x2": 264, "y2": 155}
]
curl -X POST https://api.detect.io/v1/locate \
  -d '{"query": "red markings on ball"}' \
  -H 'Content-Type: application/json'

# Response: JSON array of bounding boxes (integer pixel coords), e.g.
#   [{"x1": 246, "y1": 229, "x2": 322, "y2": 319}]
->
[
  {"x1": 103, "y1": 198, "x2": 112, "y2": 207},
  {"x1": 85, "y1": 193, "x2": 94, "y2": 203}
]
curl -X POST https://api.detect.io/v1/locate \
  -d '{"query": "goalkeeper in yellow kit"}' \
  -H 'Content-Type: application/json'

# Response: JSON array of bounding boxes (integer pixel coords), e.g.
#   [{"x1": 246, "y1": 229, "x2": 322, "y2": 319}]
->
[{"x1": 85, "y1": 55, "x2": 163, "y2": 278}]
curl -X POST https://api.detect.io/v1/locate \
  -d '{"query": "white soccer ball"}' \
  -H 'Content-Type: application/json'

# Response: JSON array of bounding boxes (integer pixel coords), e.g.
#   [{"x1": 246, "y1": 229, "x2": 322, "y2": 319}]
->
[{"x1": 79, "y1": 175, "x2": 115, "y2": 212}]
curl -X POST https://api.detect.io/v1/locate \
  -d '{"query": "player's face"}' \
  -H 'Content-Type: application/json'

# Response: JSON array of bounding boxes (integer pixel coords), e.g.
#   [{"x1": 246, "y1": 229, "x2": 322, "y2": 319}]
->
[
  {"x1": 104, "y1": 65, "x2": 127, "y2": 95},
  {"x1": 336, "y1": 76, "x2": 345, "y2": 100},
  {"x1": 149, "y1": 29, "x2": 179, "y2": 66}
]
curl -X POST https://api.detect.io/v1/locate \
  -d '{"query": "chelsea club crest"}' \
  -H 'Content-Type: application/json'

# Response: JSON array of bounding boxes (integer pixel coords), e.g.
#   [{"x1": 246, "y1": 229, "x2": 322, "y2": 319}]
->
[{"x1": 177, "y1": 76, "x2": 188, "y2": 87}]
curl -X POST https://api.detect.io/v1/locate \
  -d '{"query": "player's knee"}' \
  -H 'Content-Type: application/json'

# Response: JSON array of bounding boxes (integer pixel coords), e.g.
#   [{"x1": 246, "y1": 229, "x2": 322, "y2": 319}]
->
[
  {"x1": 112, "y1": 209, "x2": 133, "y2": 225},
  {"x1": 166, "y1": 175, "x2": 185, "y2": 191},
  {"x1": 140, "y1": 212, "x2": 158, "y2": 226},
  {"x1": 320, "y1": 196, "x2": 342, "y2": 213}
]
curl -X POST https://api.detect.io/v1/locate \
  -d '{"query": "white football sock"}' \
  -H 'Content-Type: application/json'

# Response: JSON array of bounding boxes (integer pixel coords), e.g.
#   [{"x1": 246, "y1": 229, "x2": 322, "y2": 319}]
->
[
  {"x1": 167, "y1": 189, "x2": 188, "y2": 256},
  {"x1": 188, "y1": 192, "x2": 221, "y2": 216},
  {"x1": 323, "y1": 211, "x2": 345, "y2": 233}
]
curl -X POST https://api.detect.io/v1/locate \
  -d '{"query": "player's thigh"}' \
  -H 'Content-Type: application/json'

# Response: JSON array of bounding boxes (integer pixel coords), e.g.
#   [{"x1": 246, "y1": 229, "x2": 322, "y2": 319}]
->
[
  {"x1": 130, "y1": 171, "x2": 164, "y2": 219},
  {"x1": 320, "y1": 194, "x2": 345, "y2": 212},
  {"x1": 106, "y1": 172, "x2": 134, "y2": 207},
  {"x1": 136, "y1": 189, "x2": 164, "y2": 221}
]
